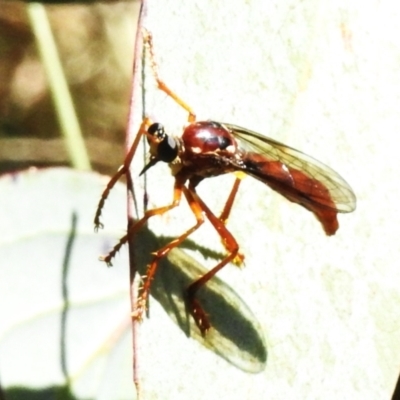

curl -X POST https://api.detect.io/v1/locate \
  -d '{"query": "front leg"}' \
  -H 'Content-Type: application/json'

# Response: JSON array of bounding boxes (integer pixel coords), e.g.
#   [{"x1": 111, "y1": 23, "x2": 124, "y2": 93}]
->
[
  {"x1": 100, "y1": 182, "x2": 184, "y2": 266},
  {"x1": 94, "y1": 118, "x2": 152, "y2": 230}
]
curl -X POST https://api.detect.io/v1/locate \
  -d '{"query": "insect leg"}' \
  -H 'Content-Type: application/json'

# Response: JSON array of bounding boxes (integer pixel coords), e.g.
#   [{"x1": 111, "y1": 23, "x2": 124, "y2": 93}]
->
[
  {"x1": 99, "y1": 180, "x2": 184, "y2": 266},
  {"x1": 218, "y1": 174, "x2": 244, "y2": 224},
  {"x1": 132, "y1": 186, "x2": 205, "y2": 321},
  {"x1": 185, "y1": 187, "x2": 242, "y2": 335},
  {"x1": 143, "y1": 30, "x2": 196, "y2": 123},
  {"x1": 94, "y1": 117, "x2": 152, "y2": 230}
]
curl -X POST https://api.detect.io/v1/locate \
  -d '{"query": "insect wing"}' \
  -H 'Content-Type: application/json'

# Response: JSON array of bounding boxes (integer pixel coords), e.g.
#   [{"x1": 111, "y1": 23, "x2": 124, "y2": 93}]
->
[{"x1": 222, "y1": 123, "x2": 356, "y2": 213}]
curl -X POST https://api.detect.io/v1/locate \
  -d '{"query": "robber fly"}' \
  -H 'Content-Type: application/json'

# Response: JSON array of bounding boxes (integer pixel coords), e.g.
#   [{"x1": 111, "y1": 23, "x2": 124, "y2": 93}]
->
[{"x1": 94, "y1": 31, "x2": 356, "y2": 335}]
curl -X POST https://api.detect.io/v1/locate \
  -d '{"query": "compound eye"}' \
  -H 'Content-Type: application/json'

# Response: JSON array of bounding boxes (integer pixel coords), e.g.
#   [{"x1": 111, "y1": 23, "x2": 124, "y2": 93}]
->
[{"x1": 148, "y1": 123, "x2": 165, "y2": 140}]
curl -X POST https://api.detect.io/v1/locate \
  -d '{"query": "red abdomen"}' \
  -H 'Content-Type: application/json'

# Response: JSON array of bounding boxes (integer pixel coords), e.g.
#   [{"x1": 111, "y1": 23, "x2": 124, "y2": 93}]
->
[{"x1": 244, "y1": 152, "x2": 338, "y2": 235}]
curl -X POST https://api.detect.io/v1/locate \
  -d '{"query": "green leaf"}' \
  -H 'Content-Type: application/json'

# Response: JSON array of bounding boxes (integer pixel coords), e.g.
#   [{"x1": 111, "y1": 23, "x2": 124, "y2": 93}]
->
[{"x1": 0, "y1": 168, "x2": 266, "y2": 399}]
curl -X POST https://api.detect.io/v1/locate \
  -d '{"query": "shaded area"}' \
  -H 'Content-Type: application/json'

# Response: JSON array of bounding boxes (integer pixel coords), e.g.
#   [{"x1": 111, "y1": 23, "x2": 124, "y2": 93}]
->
[
  {"x1": 3, "y1": 386, "x2": 79, "y2": 400},
  {"x1": 0, "y1": 377, "x2": 5, "y2": 400},
  {"x1": 392, "y1": 370, "x2": 400, "y2": 400},
  {"x1": 133, "y1": 228, "x2": 268, "y2": 373}
]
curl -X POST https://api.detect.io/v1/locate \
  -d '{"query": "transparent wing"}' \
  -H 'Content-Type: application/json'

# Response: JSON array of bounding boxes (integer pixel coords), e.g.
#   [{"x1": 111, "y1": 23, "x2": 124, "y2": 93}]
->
[{"x1": 222, "y1": 123, "x2": 356, "y2": 213}]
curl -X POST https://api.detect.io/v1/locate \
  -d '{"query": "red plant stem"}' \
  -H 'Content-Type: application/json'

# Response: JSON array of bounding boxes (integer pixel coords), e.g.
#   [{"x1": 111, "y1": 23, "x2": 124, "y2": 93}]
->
[{"x1": 127, "y1": 1, "x2": 148, "y2": 398}]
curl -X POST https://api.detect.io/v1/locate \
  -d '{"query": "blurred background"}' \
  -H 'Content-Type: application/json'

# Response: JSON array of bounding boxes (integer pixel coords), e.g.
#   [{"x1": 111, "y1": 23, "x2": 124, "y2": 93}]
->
[{"x1": 0, "y1": 1, "x2": 140, "y2": 176}]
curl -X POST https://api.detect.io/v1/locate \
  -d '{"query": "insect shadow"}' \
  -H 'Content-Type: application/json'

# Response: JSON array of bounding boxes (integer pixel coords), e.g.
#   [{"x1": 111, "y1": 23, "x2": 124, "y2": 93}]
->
[{"x1": 132, "y1": 226, "x2": 267, "y2": 373}]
